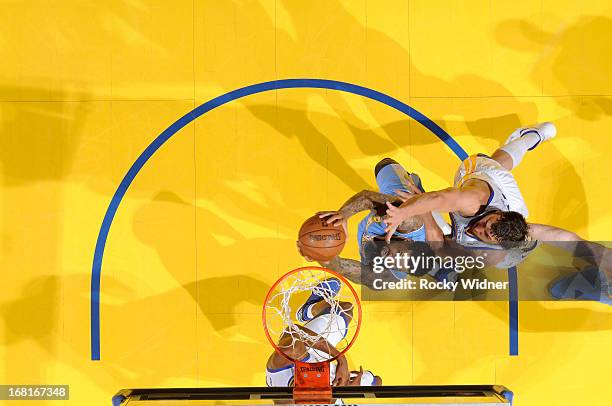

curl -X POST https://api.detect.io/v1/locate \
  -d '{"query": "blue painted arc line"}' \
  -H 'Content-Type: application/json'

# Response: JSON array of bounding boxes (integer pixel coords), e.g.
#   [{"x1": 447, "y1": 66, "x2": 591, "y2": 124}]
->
[
  {"x1": 508, "y1": 266, "x2": 519, "y2": 356},
  {"x1": 90, "y1": 78, "x2": 470, "y2": 360}
]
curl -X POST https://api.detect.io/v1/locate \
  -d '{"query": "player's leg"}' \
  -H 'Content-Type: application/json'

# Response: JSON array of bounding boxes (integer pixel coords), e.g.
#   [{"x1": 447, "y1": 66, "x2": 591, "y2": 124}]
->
[
  {"x1": 549, "y1": 267, "x2": 611, "y2": 306},
  {"x1": 374, "y1": 158, "x2": 424, "y2": 195},
  {"x1": 491, "y1": 122, "x2": 557, "y2": 171},
  {"x1": 296, "y1": 278, "x2": 342, "y2": 322},
  {"x1": 374, "y1": 158, "x2": 450, "y2": 236}
]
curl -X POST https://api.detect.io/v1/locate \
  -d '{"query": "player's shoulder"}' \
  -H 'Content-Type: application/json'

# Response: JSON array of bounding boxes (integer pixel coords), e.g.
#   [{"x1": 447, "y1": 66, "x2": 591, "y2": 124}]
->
[{"x1": 453, "y1": 180, "x2": 491, "y2": 216}]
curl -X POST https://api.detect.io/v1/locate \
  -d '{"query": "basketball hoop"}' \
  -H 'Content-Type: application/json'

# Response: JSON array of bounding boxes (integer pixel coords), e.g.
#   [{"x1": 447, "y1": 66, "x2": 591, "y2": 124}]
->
[{"x1": 262, "y1": 267, "x2": 362, "y2": 403}]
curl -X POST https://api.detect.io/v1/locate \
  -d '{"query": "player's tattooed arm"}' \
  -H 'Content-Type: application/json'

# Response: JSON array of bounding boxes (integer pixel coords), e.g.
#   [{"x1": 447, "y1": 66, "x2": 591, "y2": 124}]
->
[
  {"x1": 323, "y1": 256, "x2": 363, "y2": 285},
  {"x1": 321, "y1": 190, "x2": 422, "y2": 232},
  {"x1": 338, "y1": 190, "x2": 399, "y2": 218},
  {"x1": 320, "y1": 190, "x2": 399, "y2": 227},
  {"x1": 384, "y1": 180, "x2": 490, "y2": 241}
]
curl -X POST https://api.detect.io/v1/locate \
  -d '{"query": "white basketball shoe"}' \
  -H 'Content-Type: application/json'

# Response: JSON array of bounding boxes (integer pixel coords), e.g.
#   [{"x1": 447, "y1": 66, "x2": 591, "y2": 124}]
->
[{"x1": 505, "y1": 122, "x2": 557, "y2": 150}]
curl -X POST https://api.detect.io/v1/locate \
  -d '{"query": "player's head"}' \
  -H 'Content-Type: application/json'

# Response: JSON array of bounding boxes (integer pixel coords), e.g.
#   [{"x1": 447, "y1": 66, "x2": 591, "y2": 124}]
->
[{"x1": 470, "y1": 210, "x2": 528, "y2": 247}]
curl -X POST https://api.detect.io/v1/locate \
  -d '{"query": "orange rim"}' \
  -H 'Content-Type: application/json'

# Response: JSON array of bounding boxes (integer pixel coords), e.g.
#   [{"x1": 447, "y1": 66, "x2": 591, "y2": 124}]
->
[{"x1": 262, "y1": 266, "x2": 362, "y2": 363}]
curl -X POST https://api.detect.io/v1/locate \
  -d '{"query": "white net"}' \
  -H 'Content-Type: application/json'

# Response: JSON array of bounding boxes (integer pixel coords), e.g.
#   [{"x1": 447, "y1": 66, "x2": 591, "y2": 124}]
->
[{"x1": 264, "y1": 268, "x2": 360, "y2": 363}]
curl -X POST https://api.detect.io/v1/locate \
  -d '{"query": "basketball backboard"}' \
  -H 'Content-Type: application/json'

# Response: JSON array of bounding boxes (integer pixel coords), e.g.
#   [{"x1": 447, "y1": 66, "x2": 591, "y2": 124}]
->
[{"x1": 112, "y1": 385, "x2": 514, "y2": 405}]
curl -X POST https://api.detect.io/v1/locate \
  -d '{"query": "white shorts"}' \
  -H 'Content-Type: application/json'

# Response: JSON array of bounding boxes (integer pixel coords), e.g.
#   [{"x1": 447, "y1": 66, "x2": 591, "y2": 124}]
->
[{"x1": 304, "y1": 312, "x2": 349, "y2": 362}]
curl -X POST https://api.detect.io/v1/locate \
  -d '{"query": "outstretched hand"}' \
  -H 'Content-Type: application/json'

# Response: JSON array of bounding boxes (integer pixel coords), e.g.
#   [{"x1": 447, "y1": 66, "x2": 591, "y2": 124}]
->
[
  {"x1": 384, "y1": 182, "x2": 421, "y2": 241},
  {"x1": 384, "y1": 202, "x2": 407, "y2": 242},
  {"x1": 347, "y1": 366, "x2": 364, "y2": 386}
]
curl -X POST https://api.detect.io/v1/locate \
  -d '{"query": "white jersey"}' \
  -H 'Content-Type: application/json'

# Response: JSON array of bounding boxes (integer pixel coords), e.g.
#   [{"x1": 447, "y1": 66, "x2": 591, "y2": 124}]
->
[
  {"x1": 265, "y1": 313, "x2": 376, "y2": 387},
  {"x1": 450, "y1": 154, "x2": 528, "y2": 250}
]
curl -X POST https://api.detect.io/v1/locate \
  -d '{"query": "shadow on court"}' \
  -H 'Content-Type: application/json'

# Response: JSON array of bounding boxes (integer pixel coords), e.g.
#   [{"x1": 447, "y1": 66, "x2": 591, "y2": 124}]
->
[
  {"x1": 132, "y1": 191, "x2": 293, "y2": 317},
  {"x1": 0, "y1": 85, "x2": 92, "y2": 384},
  {"x1": 0, "y1": 272, "x2": 270, "y2": 388},
  {"x1": 231, "y1": 0, "x2": 591, "y2": 232},
  {"x1": 3, "y1": 0, "x2": 611, "y2": 393},
  {"x1": 495, "y1": 16, "x2": 612, "y2": 120}
]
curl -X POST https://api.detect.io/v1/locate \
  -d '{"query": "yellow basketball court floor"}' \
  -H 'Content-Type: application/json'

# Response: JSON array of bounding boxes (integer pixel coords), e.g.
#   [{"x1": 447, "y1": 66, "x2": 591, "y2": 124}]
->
[{"x1": 1, "y1": 1, "x2": 611, "y2": 405}]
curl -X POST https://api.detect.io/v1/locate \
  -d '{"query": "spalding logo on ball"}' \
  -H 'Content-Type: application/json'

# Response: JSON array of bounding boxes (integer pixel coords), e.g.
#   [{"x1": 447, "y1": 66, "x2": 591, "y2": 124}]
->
[{"x1": 298, "y1": 214, "x2": 346, "y2": 261}]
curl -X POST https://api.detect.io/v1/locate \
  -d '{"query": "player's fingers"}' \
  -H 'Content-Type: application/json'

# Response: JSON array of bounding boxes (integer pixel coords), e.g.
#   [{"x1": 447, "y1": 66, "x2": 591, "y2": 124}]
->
[
  {"x1": 403, "y1": 177, "x2": 421, "y2": 193},
  {"x1": 322, "y1": 215, "x2": 338, "y2": 223},
  {"x1": 296, "y1": 241, "x2": 314, "y2": 261},
  {"x1": 385, "y1": 203, "x2": 401, "y2": 215},
  {"x1": 385, "y1": 229, "x2": 393, "y2": 243},
  {"x1": 351, "y1": 366, "x2": 363, "y2": 377},
  {"x1": 387, "y1": 222, "x2": 399, "y2": 233},
  {"x1": 318, "y1": 211, "x2": 336, "y2": 218},
  {"x1": 385, "y1": 225, "x2": 398, "y2": 242},
  {"x1": 395, "y1": 190, "x2": 412, "y2": 201},
  {"x1": 326, "y1": 214, "x2": 344, "y2": 225},
  {"x1": 406, "y1": 174, "x2": 420, "y2": 188}
]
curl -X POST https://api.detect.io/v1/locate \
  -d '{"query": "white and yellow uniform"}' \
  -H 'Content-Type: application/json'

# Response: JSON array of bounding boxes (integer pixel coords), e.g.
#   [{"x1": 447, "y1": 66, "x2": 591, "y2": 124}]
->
[
  {"x1": 449, "y1": 154, "x2": 537, "y2": 267},
  {"x1": 265, "y1": 313, "x2": 376, "y2": 387},
  {"x1": 451, "y1": 154, "x2": 529, "y2": 248}
]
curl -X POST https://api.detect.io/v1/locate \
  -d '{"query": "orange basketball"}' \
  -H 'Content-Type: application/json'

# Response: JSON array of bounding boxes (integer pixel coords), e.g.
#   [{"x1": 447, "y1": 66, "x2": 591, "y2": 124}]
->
[{"x1": 298, "y1": 214, "x2": 346, "y2": 261}]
